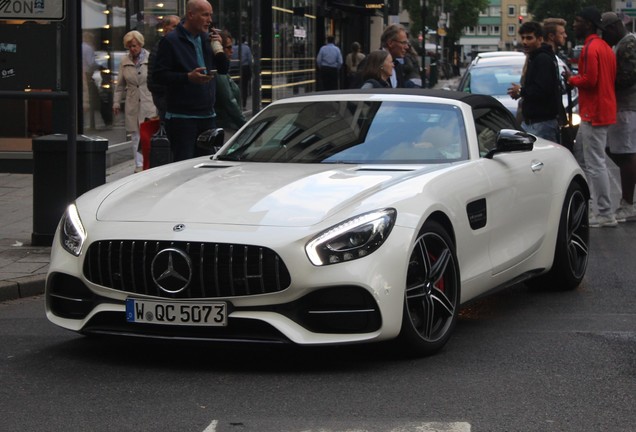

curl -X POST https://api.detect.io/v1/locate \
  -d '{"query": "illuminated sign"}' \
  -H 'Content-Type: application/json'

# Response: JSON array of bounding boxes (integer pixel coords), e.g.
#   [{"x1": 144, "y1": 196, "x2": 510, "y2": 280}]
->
[{"x1": 0, "y1": 0, "x2": 65, "y2": 21}]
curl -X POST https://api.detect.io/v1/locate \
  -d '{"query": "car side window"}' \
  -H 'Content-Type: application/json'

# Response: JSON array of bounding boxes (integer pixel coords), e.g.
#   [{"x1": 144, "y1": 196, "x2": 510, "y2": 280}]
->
[
  {"x1": 473, "y1": 106, "x2": 518, "y2": 157},
  {"x1": 460, "y1": 73, "x2": 472, "y2": 92}
]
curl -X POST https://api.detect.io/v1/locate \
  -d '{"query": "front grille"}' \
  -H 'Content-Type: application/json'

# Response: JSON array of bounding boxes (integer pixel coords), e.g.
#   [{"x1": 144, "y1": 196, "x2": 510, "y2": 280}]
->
[{"x1": 83, "y1": 240, "x2": 291, "y2": 299}]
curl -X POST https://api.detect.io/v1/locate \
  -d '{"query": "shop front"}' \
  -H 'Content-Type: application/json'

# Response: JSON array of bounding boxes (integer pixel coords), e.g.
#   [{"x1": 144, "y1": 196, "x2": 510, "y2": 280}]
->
[{"x1": 0, "y1": 0, "x2": 379, "y2": 158}]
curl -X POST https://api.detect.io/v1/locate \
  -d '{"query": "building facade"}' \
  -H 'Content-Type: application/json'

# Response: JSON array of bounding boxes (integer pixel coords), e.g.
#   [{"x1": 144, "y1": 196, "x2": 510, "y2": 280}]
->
[
  {"x1": 0, "y1": 0, "x2": 382, "y2": 148},
  {"x1": 458, "y1": 0, "x2": 530, "y2": 62}
]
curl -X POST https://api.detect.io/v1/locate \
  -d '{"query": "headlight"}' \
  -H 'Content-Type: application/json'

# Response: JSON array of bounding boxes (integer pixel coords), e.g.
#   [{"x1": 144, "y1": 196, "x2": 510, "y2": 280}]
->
[
  {"x1": 60, "y1": 204, "x2": 87, "y2": 256},
  {"x1": 306, "y1": 208, "x2": 397, "y2": 266}
]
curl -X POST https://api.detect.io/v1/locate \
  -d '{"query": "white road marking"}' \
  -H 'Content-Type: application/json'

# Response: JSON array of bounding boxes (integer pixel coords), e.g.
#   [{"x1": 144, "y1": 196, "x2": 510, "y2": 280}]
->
[
  {"x1": 394, "y1": 423, "x2": 472, "y2": 432},
  {"x1": 202, "y1": 420, "x2": 471, "y2": 432},
  {"x1": 202, "y1": 419, "x2": 218, "y2": 432}
]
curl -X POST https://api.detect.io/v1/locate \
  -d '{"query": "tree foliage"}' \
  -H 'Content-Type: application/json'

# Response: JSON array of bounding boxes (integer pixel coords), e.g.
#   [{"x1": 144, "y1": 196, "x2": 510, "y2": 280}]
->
[
  {"x1": 527, "y1": 0, "x2": 612, "y2": 45},
  {"x1": 402, "y1": 0, "x2": 489, "y2": 53},
  {"x1": 444, "y1": 0, "x2": 490, "y2": 42}
]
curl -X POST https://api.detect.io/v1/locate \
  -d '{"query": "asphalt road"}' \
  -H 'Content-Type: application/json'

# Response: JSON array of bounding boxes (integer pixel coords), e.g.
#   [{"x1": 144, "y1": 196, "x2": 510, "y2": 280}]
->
[{"x1": 1, "y1": 226, "x2": 635, "y2": 432}]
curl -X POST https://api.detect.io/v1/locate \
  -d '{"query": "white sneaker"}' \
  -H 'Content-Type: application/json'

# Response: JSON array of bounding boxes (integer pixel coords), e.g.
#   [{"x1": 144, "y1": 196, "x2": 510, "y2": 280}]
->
[
  {"x1": 615, "y1": 200, "x2": 636, "y2": 223},
  {"x1": 589, "y1": 214, "x2": 618, "y2": 228}
]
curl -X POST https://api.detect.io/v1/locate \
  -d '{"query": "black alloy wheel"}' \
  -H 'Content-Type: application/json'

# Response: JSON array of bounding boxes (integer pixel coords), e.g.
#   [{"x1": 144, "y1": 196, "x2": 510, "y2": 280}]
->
[
  {"x1": 530, "y1": 181, "x2": 589, "y2": 290},
  {"x1": 399, "y1": 220, "x2": 460, "y2": 356}
]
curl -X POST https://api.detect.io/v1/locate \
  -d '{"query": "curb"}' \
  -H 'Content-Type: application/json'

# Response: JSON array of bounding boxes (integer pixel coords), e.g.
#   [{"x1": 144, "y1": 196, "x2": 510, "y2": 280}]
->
[{"x1": 0, "y1": 275, "x2": 46, "y2": 302}]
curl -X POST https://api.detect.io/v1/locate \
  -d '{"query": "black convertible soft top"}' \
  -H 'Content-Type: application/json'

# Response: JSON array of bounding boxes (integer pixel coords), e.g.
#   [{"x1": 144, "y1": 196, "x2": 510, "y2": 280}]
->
[
  {"x1": 283, "y1": 88, "x2": 518, "y2": 127},
  {"x1": 286, "y1": 88, "x2": 505, "y2": 112}
]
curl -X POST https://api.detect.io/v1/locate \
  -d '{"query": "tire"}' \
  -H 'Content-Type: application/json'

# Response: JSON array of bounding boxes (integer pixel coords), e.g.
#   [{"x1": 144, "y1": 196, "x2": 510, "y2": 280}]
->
[
  {"x1": 398, "y1": 220, "x2": 460, "y2": 356},
  {"x1": 529, "y1": 181, "x2": 589, "y2": 290}
]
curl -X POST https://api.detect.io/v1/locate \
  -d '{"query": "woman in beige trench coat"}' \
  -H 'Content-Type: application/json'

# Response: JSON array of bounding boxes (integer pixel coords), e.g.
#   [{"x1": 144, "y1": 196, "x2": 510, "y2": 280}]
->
[{"x1": 113, "y1": 30, "x2": 157, "y2": 172}]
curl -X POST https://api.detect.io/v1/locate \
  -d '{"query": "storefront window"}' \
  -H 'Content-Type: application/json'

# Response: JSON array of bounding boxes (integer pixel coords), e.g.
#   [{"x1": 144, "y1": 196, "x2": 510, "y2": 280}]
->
[
  {"x1": 265, "y1": 1, "x2": 316, "y2": 104},
  {"x1": 0, "y1": 20, "x2": 59, "y2": 140},
  {"x1": 81, "y1": 0, "x2": 180, "y2": 140}
]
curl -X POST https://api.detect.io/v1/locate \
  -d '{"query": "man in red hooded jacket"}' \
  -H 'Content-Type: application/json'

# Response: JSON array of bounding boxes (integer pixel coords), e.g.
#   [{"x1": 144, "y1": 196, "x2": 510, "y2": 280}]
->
[{"x1": 564, "y1": 6, "x2": 617, "y2": 227}]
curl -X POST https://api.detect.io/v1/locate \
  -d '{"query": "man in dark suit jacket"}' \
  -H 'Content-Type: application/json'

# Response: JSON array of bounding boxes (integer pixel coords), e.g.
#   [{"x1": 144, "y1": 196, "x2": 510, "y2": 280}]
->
[
  {"x1": 380, "y1": 24, "x2": 410, "y2": 88},
  {"x1": 351, "y1": 24, "x2": 411, "y2": 88}
]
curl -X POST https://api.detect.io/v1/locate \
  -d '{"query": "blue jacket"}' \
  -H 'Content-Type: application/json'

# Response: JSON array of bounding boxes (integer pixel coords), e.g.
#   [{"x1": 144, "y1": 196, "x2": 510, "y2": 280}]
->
[{"x1": 154, "y1": 23, "x2": 229, "y2": 116}]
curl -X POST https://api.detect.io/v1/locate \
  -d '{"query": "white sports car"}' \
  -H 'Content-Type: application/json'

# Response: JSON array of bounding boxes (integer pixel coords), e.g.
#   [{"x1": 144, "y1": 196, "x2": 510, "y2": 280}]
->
[{"x1": 46, "y1": 90, "x2": 590, "y2": 356}]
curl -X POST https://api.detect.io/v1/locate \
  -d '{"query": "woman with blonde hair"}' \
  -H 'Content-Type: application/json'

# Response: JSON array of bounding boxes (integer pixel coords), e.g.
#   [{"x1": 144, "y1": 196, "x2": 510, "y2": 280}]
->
[
  {"x1": 359, "y1": 50, "x2": 394, "y2": 89},
  {"x1": 113, "y1": 30, "x2": 157, "y2": 172}
]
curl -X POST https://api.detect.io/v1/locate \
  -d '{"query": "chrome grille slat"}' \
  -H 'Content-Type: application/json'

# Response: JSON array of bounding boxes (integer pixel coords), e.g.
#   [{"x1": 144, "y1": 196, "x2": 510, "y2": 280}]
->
[
  {"x1": 97, "y1": 244, "x2": 104, "y2": 286},
  {"x1": 129, "y1": 242, "x2": 137, "y2": 291},
  {"x1": 83, "y1": 240, "x2": 291, "y2": 299},
  {"x1": 184, "y1": 242, "x2": 193, "y2": 298},
  {"x1": 258, "y1": 248, "x2": 265, "y2": 294},
  {"x1": 117, "y1": 241, "x2": 124, "y2": 291},
  {"x1": 242, "y1": 246, "x2": 249, "y2": 295},
  {"x1": 107, "y1": 241, "x2": 114, "y2": 288},
  {"x1": 141, "y1": 241, "x2": 148, "y2": 295},
  {"x1": 199, "y1": 243, "x2": 205, "y2": 297},
  {"x1": 229, "y1": 245, "x2": 235, "y2": 296},
  {"x1": 214, "y1": 244, "x2": 220, "y2": 297}
]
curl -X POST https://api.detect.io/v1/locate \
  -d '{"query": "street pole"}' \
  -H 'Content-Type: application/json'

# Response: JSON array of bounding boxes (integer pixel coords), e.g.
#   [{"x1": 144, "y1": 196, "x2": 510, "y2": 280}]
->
[
  {"x1": 251, "y1": 0, "x2": 261, "y2": 112},
  {"x1": 421, "y1": 0, "x2": 427, "y2": 88},
  {"x1": 67, "y1": 0, "x2": 78, "y2": 202}
]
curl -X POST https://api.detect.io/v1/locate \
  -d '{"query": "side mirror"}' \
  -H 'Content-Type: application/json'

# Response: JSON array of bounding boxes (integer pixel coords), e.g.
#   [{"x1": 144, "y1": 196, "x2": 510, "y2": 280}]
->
[
  {"x1": 484, "y1": 129, "x2": 535, "y2": 159},
  {"x1": 196, "y1": 128, "x2": 225, "y2": 155}
]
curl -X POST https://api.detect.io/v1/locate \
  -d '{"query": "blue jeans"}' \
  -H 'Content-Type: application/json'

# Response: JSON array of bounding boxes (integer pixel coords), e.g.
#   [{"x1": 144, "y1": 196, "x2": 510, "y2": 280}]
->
[
  {"x1": 521, "y1": 118, "x2": 559, "y2": 143},
  {"x1": 165, "y1": 117, "x2": 215, "y2": 162}
]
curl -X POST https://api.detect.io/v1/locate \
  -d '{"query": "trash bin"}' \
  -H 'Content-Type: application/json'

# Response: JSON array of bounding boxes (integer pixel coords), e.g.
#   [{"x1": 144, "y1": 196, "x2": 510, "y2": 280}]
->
[{"x1": 32, "y1": 134, "x2": 108, "y2": 246}]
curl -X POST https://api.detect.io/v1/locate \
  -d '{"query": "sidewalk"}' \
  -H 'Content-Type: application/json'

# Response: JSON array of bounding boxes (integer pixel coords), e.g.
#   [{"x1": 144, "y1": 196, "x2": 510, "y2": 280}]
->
[
  {"x1": 0, "y1": 78, "x2": 461, "y2": 302},
  {"x1": 0, "y1": 148, "x2": 136, "y2": 301}
]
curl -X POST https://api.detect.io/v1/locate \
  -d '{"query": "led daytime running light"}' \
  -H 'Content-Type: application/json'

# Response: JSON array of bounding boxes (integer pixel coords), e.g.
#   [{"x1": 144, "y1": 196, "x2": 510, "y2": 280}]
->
[
  {"x1": 306, "y1": 208, "x2": 396, "y2": 266},
  {"x1": 61, "y1": 204, "x2": 87, "y2": 256}
]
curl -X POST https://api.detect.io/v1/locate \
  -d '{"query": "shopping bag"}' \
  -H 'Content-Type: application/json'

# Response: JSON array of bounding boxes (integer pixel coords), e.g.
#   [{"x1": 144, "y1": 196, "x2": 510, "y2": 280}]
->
[{"x1": 139, "y1": 117, "x2": 160, "y2": 170}]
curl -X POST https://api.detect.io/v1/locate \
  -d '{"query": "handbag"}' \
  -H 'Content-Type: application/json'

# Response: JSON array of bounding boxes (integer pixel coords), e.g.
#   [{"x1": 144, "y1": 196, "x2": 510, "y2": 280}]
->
[
  {"x1": 560, "y1": 122, "x2": 577, "y2": 152},
  {"x1": 149, "y1": 122, "x2": 172, "y2": 168},
  {"x1": 559, "y1": 86, "x2": 577, "y2": 152},
  {"x1": 196, "y1": 128, "x2": 225, "y2": 156}
]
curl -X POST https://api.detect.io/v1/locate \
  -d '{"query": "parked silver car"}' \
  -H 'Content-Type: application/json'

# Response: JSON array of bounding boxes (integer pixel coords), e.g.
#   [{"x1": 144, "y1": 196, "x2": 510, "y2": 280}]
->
[{"x1": 457, "y1": 51, "x2": 579, "y2": 123}]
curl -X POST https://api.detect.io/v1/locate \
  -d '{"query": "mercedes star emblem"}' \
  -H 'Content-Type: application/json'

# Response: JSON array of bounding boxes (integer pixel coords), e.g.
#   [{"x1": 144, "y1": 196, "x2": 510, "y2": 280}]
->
[{"x1": 151, "y1": 248, "x2": 193, "y2": 294}]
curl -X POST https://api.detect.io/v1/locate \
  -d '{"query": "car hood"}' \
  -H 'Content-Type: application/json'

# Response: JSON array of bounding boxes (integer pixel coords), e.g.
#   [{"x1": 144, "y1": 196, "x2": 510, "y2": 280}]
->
[{"x1": 96, "y1": 161, "x2": 441, "y2": 227}]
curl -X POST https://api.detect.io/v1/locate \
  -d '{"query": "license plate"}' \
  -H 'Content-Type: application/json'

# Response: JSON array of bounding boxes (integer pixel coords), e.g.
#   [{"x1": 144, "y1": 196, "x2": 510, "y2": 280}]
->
[{"x1": 126, "y1": 298, "x2": 227, "y2": 327}]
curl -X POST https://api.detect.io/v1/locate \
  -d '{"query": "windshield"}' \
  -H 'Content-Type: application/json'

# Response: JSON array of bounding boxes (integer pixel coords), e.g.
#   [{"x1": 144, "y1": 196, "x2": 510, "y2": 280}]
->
[
  {"x1": 464, "y1": 65, "x2": 523, "y2": 96},
  {"x1": 218, "y1": 100, "x2": 468, "y2": 164}
]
